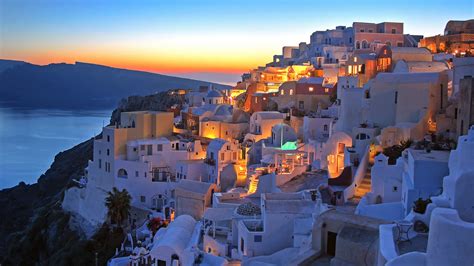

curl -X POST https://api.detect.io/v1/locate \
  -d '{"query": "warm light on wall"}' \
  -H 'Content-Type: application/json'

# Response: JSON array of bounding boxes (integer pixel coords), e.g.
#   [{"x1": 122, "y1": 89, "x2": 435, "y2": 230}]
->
[{"x1": 309, "y1": 87, "x2": 314, "y2": 92}]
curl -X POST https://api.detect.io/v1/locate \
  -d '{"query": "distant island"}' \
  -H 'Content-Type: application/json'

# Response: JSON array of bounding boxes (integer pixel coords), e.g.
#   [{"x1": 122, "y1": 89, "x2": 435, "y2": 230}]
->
[{"x1": 0, "y1": 59, "x2": 230, "y2": 110}]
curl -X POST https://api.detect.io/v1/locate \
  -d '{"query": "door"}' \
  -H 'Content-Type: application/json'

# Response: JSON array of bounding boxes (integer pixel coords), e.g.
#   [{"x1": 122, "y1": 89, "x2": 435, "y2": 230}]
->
[
  {"x1": 327, "y1": 231, "x2": 337, "y2": 256},
  {"x1": 147, "y1": 144, "x2": 153, "y2": 155}
]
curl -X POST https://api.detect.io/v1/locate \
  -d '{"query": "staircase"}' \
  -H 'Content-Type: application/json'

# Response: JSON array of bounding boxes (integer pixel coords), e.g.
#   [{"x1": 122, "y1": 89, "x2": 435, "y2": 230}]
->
[
  {"x1": 247, "y1": 174, "x2": 259, "y2": 194},
  {"x1": 351, "y1": 166, "x2": 372, "y2": 203}
]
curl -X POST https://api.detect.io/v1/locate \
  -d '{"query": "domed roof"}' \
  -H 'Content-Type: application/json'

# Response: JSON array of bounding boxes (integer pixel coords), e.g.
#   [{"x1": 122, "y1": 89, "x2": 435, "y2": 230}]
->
[
  {"x1": 236, "y1": 202, "x2": 261, "y2": 216},
  {"x1": 206, "y1": 89, "x2": 223, "y2": 98}
]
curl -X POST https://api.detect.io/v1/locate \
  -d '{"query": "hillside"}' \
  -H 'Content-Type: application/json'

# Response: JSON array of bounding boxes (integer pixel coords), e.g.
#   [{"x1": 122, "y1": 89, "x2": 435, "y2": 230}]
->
[
  {"x1": 0, "y1": 91, "x2": 186, "y2": 264},
  {"x1": 0, "y1": 60, "x2": 230, "y2": 109}
]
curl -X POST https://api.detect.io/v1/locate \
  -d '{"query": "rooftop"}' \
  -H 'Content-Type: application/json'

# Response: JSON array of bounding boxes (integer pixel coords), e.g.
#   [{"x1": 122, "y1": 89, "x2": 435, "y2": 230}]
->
[{"x1": 408, "y1": 149, "x2": 450, "y2": 163}]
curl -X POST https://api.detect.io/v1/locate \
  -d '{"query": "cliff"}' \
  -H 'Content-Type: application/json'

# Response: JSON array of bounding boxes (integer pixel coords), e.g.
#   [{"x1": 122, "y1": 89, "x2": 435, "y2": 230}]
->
[{"x1": 0, "y1": 91, "x2": 185, "y2": 265}]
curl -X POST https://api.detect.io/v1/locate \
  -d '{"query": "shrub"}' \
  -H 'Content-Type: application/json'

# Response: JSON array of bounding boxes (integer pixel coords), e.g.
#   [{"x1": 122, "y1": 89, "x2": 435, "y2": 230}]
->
[{"x1": 413, "y1": 198, "x2": 432, "y2": 214}]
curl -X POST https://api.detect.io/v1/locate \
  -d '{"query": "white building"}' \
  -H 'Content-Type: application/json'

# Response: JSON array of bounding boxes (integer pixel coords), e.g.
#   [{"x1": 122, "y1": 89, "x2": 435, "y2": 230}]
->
[
  {"x1": 246, "y1": 111, "x2": 285, "y2": 143},
  {"x1": 63, "y1": 111, "x2": 176, "y2": 228},
  {"x1": 379, "y1": 127, "x2": 474, "y2": 266},
  {"x1": 205, "y1": 138, "x2": 241, "y2": 187}
]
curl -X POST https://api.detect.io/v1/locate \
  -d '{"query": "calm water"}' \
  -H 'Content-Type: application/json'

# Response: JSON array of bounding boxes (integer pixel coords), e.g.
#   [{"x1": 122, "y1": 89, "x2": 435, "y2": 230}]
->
[{"x1": 0, "y1": 107, "x2": 111, "y2": 189}]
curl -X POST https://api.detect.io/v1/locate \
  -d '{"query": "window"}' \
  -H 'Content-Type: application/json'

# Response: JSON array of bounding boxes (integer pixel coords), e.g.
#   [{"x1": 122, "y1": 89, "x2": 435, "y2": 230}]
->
[
  {"x1": 227, "y1": 145, "x2": 230, "y2": 150},
  {"x1": 281, "y1": 90, "x2": 284, "y2": 95},
  {"x1": 140, "y1": 145, "x2": 145, "y2": 151},
  {"x1": 349, "y1": 37, "x2": 352, "y2": 43},
  {"x1": 140, "y1": 196, "x2": 146, "y2": 203},
  {"x1": 135, "y1": 171, "x2": 139, "y2": 177},
  {"x1": 368, "y1": 29, "x2": 373, "y2": 33},
  {"x1": 454, "y1": 108, "x2": 458, "y2": 119},
  {"x1": 392, "y1": 186, "x2": 398, "y2": 192},
  {"x1": 133, "y1": 148, "x2": 137, "y2": 152},
  {"x1": 360, "y1": 29, "x2": 365, "y2": 32},
  {"x1": 241, "y1": 238, "x2": 245, "y2": 252},
  {"x1": 299, "y1": 101, "x2": 304, "y2": 109},
  {"x1": 107, "y1": 135, "x2": 110, "y2": 142},
  {"x1": 397, "y1": 42, "x2": 403, "y2": 47},
  {"x1": 391, "y1": 28, "x2": 396, "y2": 34},
  {"x1": 254, "y1": 235, "x2": 262, "y2": 242},
  {"x1": 395, "y1": 91, "x2": 398, "y2": 104},
  {"x1": 255, "y1": 97, "x2": 258, "y2": 104},
  {"x1": 289, "y1": 89, "x2": 294, "y2": 95},
  {"x1": 157, "y1": 144, "x2": 163, "y2": 151},
  {"x1": 309, "y1": 86, "x2": 314, "y2": 92},
  {"x1": 323, "y1": 125, "x2": 328, "y2": 131},
  {"x1": 362, "y1": 40, "x2": 368, "y2": 49},
  {"x1": 99, "y1": 159, "x2": 102, "y2": 169},
  {"x1": 107, "y1": 149, "x2": 110, "y2": 156},
  {"x1": 233, "y1": 152, "x2": 237, "y2": 161},
  {"x1": 356, "y1": 41, "x2": 360, "y2": 49},
  {"x1": 356, "y1": 133, "x2": 369, "y2": 140},
  {"x1": 183, "y1": 174, "x2": 186, "y2": 179},
  {"x1": 118, "y1": 169, "x2": 128, "y2": 178},
  {"x1": 220, "y1": 152, "x2": 225, "y2": 161},
  {"x1": 324, "y1": 88, "x2": 329, "y2": 93}
]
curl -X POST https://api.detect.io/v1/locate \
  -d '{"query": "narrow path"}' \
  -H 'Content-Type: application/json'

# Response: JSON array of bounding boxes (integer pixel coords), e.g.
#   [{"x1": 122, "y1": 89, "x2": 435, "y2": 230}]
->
[{"x1": 349, "y1": 165, "x2": 372, "y2": 204}]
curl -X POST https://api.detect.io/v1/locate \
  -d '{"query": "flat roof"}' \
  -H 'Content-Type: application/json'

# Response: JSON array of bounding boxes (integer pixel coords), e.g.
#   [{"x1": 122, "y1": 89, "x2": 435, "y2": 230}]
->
[{"x1": 408, "y1": 149, "x2": 450, "y2": 163}]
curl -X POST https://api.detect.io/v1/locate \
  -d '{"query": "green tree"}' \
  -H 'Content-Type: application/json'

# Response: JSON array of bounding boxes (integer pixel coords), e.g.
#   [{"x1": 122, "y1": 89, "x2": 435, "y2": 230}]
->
[{"x1": 105, "y1": 187, "x2": 131, "y2": 227}]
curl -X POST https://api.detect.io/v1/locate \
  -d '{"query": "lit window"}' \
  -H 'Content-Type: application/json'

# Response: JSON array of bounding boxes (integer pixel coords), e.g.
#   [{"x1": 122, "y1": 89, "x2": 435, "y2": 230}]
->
[
  {"x1": 281, "y1": 90, "x2": 284, "y2": 95},
  {"x1": 324, "y1": 88, "x2": 329, "y2": 93},
  {"x1": 354, "y1": 57, "x2": 358, "y2": 63},
  {"x1": 289, "y1": 89, "x2": 294, "y2": 95},
  {"x1": 255, "y1": 97, "x2": 258, "y2": 103},
  {"x1": 309, "y1": 87, "x2": 314, "y2": 92}
]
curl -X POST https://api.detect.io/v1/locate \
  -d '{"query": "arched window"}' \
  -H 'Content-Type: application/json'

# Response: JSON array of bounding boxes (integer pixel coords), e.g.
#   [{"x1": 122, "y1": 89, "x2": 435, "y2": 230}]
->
[
  {"x1": 356, "y1": 41, "x2": 361, "y2": 49},
  {"x1": 117, "y1": 168, "x2": 128, "y2": 178},
  {"x1": 386, "y1": 41, "x2": 392, "y2": 46},
  {"x1": 289, "y1": 89, "x2": 294, "y2": 96},
  {"x1": 362, "y1": 40, "x2": 368, "y2": 49}
]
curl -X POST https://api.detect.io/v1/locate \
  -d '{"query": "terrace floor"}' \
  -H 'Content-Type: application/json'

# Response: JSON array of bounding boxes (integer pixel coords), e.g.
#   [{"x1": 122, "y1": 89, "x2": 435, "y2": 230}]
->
[{"x1": 398, "y1": 234, "x2": 429, "y2": 255}]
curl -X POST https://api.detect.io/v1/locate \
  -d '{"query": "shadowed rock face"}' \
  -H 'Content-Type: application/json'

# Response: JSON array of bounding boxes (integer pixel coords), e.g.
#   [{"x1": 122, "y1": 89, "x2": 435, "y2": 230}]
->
[{"x1": 0, "y1": 138, "x2": 93, "y2": 263}]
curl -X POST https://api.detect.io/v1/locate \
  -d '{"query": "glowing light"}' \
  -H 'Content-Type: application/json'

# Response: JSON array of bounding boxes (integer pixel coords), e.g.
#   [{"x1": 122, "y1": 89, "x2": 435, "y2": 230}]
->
[
  {"x1": 281, "y1": 141, "x2": 297, "y2": 150},
  {"x1": 309, "y1": 87, "x2": 314, "y2": 92}
]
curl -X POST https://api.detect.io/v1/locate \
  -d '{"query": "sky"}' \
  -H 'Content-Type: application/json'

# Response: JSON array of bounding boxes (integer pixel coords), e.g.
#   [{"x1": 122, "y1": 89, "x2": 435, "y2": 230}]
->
[{"x1": 0, "y1": 0, "x2": 473, "y2": 85}]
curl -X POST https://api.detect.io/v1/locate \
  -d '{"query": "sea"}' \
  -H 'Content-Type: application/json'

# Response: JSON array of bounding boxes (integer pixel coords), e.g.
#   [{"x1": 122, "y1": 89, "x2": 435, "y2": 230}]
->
[{"x1": 0, "y1": 107, "x2": 111, "y2": 189}]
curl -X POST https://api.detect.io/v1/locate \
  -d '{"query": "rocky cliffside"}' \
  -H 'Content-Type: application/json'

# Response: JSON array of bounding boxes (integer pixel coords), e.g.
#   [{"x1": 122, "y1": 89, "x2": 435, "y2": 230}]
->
[{"x1": 0, "y1": 91, "x2": 185, "y2": 265}]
